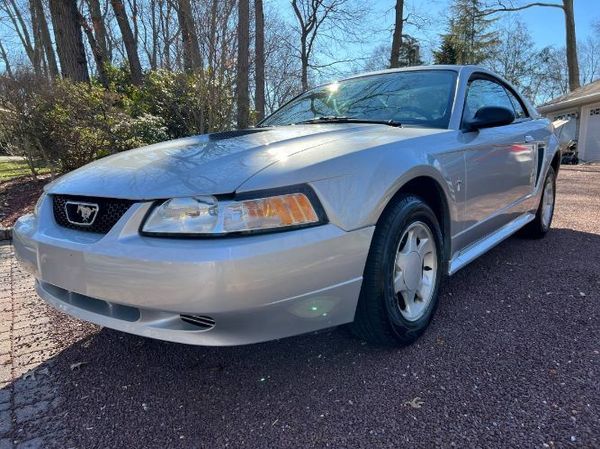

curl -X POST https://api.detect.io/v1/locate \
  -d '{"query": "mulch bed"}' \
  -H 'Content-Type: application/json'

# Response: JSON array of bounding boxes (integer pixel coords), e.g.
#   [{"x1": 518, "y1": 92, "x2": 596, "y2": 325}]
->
[{"x1": 0, "y1": 174, "x2": 51, "y2": 228}]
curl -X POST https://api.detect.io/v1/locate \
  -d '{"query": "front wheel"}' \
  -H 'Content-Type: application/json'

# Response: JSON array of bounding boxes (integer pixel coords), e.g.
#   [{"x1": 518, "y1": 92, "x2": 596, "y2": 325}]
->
[
  {"x1": 351, "y1": 195, "x2": 444, "y2": 346},
  {"x1": 522, "y1": 166, "x2": 556, "y2": 238}
]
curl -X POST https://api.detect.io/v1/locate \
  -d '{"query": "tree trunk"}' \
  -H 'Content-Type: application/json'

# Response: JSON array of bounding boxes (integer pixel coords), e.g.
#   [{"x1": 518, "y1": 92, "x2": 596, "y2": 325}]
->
[
  {"x1": 48, "y1": 0, "x2": 90, "y2": 82},
  {"x1": 481, "y1": 1, "x2": 580, "y2": 91},
  {"x1": 78, "y1": 12, "x2": 110, "y2": 87},
  {"x1": 149, "y1": 0, "x2": 158, "y2": 69},
  {"x1": 389, "y1": 0, "x2": 404, "y2": 68},
  {"x1": 110, "y1": 0, "x2": 143, "y2": 85},
  {"x1": 28, "y1": 0, "x2": 44, "y2": 76},
  {"x1": 236, "y1": 0, "x2": 250, "y2": 128},
  {"x1": 6, "y1": 0, "x2": 38, "y2": 73},
  {"x1": 88, "y1": 0, "x2": 111, "y2": 61},
  {"x1": 0, "y1": 40, "x2": 13, "y2": 78},
  {"x1": 130, "y1": 0, "x2": 139, "y2": 49},
  {"x1": 176, "y1": 0, "x2": 203, "y2": 72},
  {"x1": 291, "y1": 0, "x2": 309, "y2": 91},
  {"x1": 563, "y1": 0, "x2": 580, "y2": 90},
  {"x1": 300, "y1": 37, "x2": 309, "y2": 91},
  {"x1": 32, "y1": 0, "x2": 59, "y2": 78},
  {"x1": 254, "y1": 0, "x2": 265, "y2": 121}
]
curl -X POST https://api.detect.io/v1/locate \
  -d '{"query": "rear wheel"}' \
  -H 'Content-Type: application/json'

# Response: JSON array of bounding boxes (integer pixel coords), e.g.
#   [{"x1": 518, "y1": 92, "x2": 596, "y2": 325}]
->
[
  {"x1": 351, "y1": 195, "x2": 444, "y2": 346},
  {"x1": 522, "y1": 166, "x2": 556, "y2": 238}
]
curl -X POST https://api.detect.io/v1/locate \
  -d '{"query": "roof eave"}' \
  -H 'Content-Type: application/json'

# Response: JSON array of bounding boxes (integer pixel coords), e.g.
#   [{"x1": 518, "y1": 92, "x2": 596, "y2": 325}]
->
[{"x1": 538, "y1": 91, "x2": 600, "y2": 114}]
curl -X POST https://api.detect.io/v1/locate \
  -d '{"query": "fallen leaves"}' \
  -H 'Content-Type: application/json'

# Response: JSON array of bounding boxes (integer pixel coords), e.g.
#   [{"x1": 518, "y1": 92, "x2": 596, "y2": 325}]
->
[
  {"x1": 403, "y1": 397, "x2": 425, "y2": 409},
  {"x1": 70, "y1": 361, "x2": 88, "y2": 371},
  {"x1": 23, "y1": 366, "x2": 50, "y2": 380}
]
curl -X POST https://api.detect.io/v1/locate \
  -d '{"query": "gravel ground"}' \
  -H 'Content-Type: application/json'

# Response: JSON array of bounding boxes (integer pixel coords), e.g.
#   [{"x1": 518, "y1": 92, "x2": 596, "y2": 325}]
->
[{"x1": 1, "y1": 165, "x2": 599, "y2": 449}]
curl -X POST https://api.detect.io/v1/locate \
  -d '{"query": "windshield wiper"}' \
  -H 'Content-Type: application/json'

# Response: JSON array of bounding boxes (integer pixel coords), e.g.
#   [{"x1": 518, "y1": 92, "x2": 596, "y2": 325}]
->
[
  {"x1": 293, "y1": 116, "x2": 402, "y2": 127},
  {"x1": 295, "y1": 115, "x2": 350, "y2": 124}
]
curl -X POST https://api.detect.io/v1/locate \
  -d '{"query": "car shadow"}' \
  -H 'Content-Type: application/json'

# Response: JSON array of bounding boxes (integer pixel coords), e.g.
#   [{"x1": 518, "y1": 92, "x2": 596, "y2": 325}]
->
[{"x1": 2, "y1": 227, "x2": 599, "y2": 449}]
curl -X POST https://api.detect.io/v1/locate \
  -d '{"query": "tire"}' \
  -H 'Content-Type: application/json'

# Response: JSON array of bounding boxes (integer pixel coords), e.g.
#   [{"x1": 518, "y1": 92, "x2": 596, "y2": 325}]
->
[
  {"x1": 351, "y1": 195, "x2": 444, "y2": 346},
  {"x1": 522, "y1": 166, "x2": 556, "y2": 238}
]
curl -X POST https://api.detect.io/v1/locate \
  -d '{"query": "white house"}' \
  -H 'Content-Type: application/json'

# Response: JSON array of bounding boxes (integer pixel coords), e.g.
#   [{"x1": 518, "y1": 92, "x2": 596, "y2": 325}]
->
[{"x1": 538, "y1": 79, "x2": 600, "y2": 162}]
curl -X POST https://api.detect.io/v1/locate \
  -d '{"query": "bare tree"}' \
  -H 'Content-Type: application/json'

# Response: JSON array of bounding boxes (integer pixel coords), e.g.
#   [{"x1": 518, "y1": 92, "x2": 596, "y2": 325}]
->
[
  {"x1": 78, "y1": 10, "x2": 110, "y2": 87},
  {"x1": 0, "y1": 0, "x2": 61, "y2": 78},
  {"x1": 482, "y1": 0, "x2": 580, "y2": 91},
  {"x1": 389, "y1": 0, "x2": 404, "y2": 68},
  {"x1": 157, "y1": 0, "x2": 178, "y2": 70},
  {"x1": 237, "y1": 0, "x2": 250, "y2": 128},
  {"x1": 290, "y1": 0, "x2": 363, "y2": 91},
  {"x1": 141, "y1": 0, "x2": 159, "y2": 69},
  {"x1": 263, "y1": 11, "x2": 302, "y2": 113},
  {"x1": 484, "y1": 18, "x2": 541, "y2": 100},
  {"x1": 0, "y1": 39, "x2": 13, "y2": 78},
  {"x1": 291, "y1": 0, "x2": 322, "y2": 91},
  {"x1": 195, "y1": 0, "x2": 237, "y2": 129},
  {"x1": 31, "y1": 0, "x2": 59, "y2": 78},
  {"x1": 28, "y1": 0, "x2": 44, "y2": 76},
  {"x1": 579, "y1": 37, "x2": 600, "y2": 85},
  {"x1": 88, "y1": 0, "x2": 111, "y2": 62},
  {"x1": 110, "y1": 0, "x2": 143, "y2": 85},
  {"x1": 49, "y1": 0, "x2": 90, "y2": 82},
  {"x1": 176, "y1": 0, "x2": 203, "y2": 71},
  {"x1": 1, "y1": 0, "x2": 39, "y2": 74},
  {"x1": 255, "y1": 0, "x2": 265, "y2": 121}
]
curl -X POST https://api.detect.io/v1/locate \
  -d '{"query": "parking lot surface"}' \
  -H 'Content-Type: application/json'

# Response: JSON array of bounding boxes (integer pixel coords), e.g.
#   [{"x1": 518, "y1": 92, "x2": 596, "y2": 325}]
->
[{"x1": 1, "y1": 165, "x2": 599, "y2": 449}]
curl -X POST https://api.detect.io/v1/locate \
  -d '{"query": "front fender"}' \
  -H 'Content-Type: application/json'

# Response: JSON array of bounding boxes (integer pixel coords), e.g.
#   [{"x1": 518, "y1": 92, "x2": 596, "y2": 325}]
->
[{"x1": 236, "y1": 133, "x2": 463, "y2": 234}]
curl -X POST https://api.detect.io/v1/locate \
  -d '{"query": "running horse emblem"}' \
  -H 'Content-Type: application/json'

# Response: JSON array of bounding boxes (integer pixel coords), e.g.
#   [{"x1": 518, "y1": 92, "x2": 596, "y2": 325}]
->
[{"x1": 77, "y1": 205, "x2": 96, "y2": 223}]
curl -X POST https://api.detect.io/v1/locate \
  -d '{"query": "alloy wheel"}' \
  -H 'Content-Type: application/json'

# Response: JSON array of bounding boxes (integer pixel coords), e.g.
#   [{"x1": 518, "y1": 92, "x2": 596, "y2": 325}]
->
[
  {"x1": 393, "y1": 221, "x2": 437, "y2": 322},
  {"x1": 541, "y1": 172, "x2": 555, "y2": 229}
]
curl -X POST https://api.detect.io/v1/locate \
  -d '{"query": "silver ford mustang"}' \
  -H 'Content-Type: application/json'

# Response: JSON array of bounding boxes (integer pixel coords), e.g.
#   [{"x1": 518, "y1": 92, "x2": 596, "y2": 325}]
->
[{"x1": 13, "y1": 65, "x2": 560, "y2": 346}]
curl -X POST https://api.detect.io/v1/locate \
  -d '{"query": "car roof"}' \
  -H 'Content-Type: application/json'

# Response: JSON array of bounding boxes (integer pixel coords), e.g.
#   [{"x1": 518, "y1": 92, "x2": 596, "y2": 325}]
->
[{"x1": 341, "y1": 64, "x2": 472, "y2": 81}]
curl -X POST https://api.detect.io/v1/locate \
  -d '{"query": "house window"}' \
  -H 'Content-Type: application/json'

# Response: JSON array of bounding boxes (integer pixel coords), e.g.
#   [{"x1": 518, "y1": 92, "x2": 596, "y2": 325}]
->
[{"x1": 590, "y1": 108, "x2": 600, "y2": 116}]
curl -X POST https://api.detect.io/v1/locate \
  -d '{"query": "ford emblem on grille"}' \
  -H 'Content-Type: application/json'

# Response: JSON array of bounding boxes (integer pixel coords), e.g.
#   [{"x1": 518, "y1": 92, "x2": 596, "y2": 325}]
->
[{"x1": 64, "y1": 201, "x2": 100, "y2": 226}]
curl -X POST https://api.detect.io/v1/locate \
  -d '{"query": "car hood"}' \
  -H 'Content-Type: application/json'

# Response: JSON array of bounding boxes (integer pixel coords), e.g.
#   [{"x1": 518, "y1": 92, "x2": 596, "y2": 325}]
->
[{"x1": 47, "y1": 124, "x2": 442, "y2": 199}]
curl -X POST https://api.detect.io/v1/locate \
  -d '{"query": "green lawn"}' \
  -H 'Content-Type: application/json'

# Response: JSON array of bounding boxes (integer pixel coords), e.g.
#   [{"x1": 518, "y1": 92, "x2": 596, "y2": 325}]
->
[{"x1": 0, "y1": 158, "x2": 50, "y2": 182}]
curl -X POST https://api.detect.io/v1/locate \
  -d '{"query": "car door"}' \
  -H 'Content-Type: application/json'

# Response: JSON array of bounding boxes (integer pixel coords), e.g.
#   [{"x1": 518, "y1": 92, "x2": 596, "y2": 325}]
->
[{"x1": 461, "y1": 76, "x2": 537, "y2": 245}]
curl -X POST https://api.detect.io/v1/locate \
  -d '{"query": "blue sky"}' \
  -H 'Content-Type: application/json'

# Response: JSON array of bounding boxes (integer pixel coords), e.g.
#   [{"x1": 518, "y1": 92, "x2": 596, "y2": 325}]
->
[
  {"x1": 272, "y1": 0, "x2": 600, "y2": 77},
  {"x1": 1, "y1": 0, "x2": 598, "y2": 76},
  {"x1": 273, "y1": 0, "x2": 600, "y2": 48},
  {"x1": 517, "y1": 0, "x2": 599, "y2": 47}
]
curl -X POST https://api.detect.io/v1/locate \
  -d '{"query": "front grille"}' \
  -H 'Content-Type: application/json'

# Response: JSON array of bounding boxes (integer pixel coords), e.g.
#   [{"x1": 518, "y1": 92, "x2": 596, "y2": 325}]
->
[{"x1": 52, "y1": 194, "x2": 135, "y2": 234}]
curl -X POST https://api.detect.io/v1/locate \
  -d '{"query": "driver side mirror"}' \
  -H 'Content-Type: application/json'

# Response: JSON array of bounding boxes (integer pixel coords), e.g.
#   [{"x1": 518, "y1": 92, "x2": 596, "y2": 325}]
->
[{"x1": 463, "y1": 106, "x2": 515, "y2": 132}]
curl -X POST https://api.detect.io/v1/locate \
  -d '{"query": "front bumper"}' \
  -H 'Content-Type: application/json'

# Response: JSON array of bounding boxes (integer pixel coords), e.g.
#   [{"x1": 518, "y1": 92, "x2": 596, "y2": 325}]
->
[{"x1": 13, "y1": 199, "x2": 373, "y2": 345}]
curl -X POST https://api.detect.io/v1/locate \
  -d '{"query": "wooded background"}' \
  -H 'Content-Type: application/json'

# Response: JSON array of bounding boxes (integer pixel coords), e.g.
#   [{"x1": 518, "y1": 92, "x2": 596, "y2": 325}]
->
[{"x1": 0, "y1": 0, "x2": 598, "y2": 175}]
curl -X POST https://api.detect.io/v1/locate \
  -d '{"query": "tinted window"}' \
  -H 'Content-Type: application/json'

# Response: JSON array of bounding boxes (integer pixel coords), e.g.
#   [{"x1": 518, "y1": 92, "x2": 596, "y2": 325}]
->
[
  {"x1": 463, "y1": 79, "x2": 515, "y2": 125},
  {"x1": 260, "y1": 70, "x2": 458, "y2": 129},
  {"x1": 505, "y1": 88, "x2": 528, "y2": 119}
]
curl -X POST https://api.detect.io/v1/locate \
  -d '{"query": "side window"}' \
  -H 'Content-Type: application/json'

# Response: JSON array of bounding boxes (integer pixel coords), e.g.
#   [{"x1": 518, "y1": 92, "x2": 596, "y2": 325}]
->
[
  {"x1": 462, "y1": 79, "x2": 515, "y2": 125},
  {"x1": 504, "y1": 88, "x2": 528, "y2": 119}
]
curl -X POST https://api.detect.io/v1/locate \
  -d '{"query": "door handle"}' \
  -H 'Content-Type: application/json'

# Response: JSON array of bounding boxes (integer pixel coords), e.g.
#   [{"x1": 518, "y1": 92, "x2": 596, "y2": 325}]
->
[{"x1": 524, "y1": 135, "x2": 535, "y2": 143}]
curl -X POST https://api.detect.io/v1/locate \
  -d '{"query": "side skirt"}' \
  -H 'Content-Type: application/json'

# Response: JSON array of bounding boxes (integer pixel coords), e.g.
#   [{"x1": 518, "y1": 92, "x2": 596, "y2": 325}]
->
[{"x1": 448, "y1": 212, "x2": 535, "y2": 275}]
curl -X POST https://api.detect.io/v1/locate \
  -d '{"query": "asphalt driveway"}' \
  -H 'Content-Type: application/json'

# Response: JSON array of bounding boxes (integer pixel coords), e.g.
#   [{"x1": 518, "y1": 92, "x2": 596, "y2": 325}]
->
[{"x1": 1, "y1": 165, "x2": 599, "y2": 449}]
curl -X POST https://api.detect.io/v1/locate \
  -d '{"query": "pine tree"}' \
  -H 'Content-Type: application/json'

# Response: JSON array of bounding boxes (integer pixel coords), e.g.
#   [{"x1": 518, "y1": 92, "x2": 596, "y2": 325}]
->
[
  {"x1": 433, "y1": 34, "x2": 458, "y2": 65},
  {"x1": 444, "y1": 0, "x2": 498, "y2": 65}
]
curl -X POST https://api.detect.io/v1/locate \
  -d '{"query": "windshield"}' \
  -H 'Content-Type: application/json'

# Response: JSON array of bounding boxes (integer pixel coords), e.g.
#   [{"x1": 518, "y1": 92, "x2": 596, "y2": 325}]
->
[{"x1": 260, "y1": 70, "x2": 458, "y2": 129}]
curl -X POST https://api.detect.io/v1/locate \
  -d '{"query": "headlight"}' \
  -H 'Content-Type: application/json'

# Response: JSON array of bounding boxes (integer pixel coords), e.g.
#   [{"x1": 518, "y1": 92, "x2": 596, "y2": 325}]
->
[
  {"x1": 34, "y1": 192, "x2": 47, "y2": 216},
  {"x1": 141, "y1": 186, "x2": 326, "y2": 237}
]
